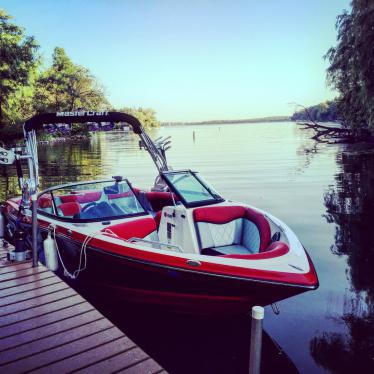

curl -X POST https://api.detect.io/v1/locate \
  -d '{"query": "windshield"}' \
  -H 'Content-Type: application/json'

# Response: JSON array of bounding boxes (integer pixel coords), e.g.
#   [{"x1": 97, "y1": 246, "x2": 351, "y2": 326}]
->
[
  {"x1": 162, "y1": 171, "x2": 223, "y2": 207},
  {"x1": 38, "y1": 180, "x2": 146, "y2": 221}
]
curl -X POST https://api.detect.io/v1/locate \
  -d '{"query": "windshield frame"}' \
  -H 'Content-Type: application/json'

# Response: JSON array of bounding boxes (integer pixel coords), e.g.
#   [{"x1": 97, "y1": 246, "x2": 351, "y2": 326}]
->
[
  {"x1": 161, "y1": 170, "x2": 224, "y2": 208},
  {"x1": 37, "y1": 178, "x2": 148, "y2": 223}
]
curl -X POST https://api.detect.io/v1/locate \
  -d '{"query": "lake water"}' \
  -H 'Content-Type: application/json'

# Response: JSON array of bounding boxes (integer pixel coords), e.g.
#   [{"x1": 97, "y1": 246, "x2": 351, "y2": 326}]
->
[{"x1": 1, "y1": 122, "x2": 373, "y2": 373}]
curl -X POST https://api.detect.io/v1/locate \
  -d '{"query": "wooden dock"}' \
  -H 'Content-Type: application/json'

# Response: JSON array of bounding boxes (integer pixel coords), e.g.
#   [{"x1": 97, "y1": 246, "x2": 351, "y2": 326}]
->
[{"x1": 0, "y1": 243, "x2": 166, "y2": 373}]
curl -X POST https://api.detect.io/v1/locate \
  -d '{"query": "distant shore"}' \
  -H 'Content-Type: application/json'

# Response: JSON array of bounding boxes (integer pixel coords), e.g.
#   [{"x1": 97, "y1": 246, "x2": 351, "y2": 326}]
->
[{"x1": 161, "y1": 116, "x2": 290, "y2": 127}]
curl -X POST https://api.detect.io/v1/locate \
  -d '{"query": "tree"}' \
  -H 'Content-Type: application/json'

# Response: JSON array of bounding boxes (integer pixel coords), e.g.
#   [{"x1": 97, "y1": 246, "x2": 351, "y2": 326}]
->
[
  {"x1": 33, "y1": 47, "x2": 110, "y2": 113},
  {"x1": 119, "y1": 106, "x2": 160, "y2": 130},
  {"x1": 291, "y1": 101, "x2": 338, "y2": 122},
  {"x1": 325, "y1": 1, "x2": 374, "y2": 134},
  {"x1": 0, "y1": 9, "x2": 39, "y2": 125},
  {"x1": 0, "y1": 11, "x2": 160, "y2": 140}
]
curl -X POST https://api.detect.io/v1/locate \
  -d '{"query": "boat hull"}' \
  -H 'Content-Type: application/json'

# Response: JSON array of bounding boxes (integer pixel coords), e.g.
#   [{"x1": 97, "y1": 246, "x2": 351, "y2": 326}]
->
[
  {"x1": 2, "y1": 205, "x2": 318, "y2": 315},
  {"x1": 55, "y1": 234, "x2": 316, "y2": 314}
]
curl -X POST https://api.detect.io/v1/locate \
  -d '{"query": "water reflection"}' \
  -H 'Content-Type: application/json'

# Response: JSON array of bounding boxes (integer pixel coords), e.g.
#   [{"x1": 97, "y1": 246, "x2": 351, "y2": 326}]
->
[
  {"x1": 311, "y1": 146, "x2": 374, "y2": 373},
  {"x1": 69, "y1": 283, "x2": 298, "y2": 374}
]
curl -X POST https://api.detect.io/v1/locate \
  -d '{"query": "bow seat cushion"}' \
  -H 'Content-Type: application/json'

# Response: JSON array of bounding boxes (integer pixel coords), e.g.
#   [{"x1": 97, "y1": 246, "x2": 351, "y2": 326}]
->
[{"x1": 193, "y1": 205, "x2": 271, "y2": 254}]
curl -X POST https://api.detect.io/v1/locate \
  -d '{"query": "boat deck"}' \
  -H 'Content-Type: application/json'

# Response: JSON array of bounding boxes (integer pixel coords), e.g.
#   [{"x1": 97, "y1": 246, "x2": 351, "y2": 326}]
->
[{"x1": 0, "y1": 242, "x2": 166, "y2": 373}]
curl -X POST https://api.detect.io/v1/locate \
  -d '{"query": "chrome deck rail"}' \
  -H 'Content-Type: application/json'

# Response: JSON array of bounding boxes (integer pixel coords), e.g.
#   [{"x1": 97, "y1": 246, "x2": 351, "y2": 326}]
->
[{"x1": 128, "y1": 237, "x2": 183, "y2": 252}]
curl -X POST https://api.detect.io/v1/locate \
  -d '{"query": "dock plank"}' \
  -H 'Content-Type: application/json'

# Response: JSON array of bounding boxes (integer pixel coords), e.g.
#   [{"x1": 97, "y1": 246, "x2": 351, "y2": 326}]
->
[
  {"x1": 0, "y1": 276, "x2": 61, "y2": 298},
  {"x1": 0, "y1": 258, "x2": 30, "y2": 268},
  {"x1": 0, "y1": 243, "x2": 166, "y2": 373},
  {"x1": 0, "y1": 301, "x2": 93, "y2": 338},
  {"x1": 117, "y1": 357, "x2": 164, "y2": 374},
  {"x1": 0, "y1": 287, "x2": 75, "y2": 316},
  {"x1": 0, "y1": 281, "x2": 67, "y2": 306},
  {"x1": 0, "y1": 309, "x2": 102, "y2": 351},
  {"x1": 0, "y1": 271, "x2": 55, "y2": 291},
  {"x1": 0, "y1": 294, "x2": 84, "y2": 327},
  {"x1": 0, "y1": 326, "x2": 124, "y2": 373},
  {"x1": 33, "y1": 335, "x2": 137, "y2": 374},
  {"x1": 0, "y1": 261, "x2": 32, "y2": 274},
  {"x1": 0, "y1": 317, "x2": 112, "y2": 364},
  {"x1": 0, "y1": 266, "x2": 48, "y2": 283},
  {"x1": 0, "y1": 246, "x2": 9, "y2": 256},
  {"x1": 75, "y1": 347, "x2": 156, "y2": 374}
]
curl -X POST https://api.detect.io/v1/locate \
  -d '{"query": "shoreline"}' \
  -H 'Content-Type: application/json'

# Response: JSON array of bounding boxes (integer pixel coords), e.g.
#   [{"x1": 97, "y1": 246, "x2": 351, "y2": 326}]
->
[{"x1": 161, "y1": 116, "x2": 290, "y2": 127}]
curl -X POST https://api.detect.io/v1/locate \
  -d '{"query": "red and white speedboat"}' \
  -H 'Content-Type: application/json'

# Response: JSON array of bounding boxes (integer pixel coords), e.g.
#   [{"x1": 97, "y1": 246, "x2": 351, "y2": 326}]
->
[{"x1": 1, "y1": 111, "x2": 318, "y2": 313}]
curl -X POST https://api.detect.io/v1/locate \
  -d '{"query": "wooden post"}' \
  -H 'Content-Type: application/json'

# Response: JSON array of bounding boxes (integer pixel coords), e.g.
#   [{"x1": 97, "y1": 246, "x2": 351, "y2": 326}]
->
[
  {"x1": 249, "y1": 306, "x2": 264, "y2": 374},
  {"x1": 31, "y1": 194, "x2": 38, "y2": 267}
]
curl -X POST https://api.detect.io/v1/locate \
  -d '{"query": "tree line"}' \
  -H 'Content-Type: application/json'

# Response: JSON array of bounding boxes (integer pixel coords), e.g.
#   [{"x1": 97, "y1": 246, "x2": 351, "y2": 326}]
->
[
  {"x1": 291, "y1": 101, "x2": 338, "y2": 122},
  {"x1": 325, "y1": 0, "x2": 374, "y2": 136},
  {"x1": 293, "y1": 1, "x2": 374, "y2": 139},
  {"x1": 0, "y1": 9, "x2": 159, "y2": 140}
]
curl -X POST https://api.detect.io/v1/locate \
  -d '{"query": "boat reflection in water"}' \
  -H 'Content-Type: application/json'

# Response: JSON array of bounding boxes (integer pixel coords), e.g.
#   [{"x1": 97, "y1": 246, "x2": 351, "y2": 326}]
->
[{"x1": 69, "y1": 279, "x2": 299, "y2": 374}]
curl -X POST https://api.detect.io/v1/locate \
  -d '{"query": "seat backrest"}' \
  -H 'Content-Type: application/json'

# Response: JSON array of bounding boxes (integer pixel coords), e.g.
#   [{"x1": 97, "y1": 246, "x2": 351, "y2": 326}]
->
[
  {"x1": 145, "y1": 191, "x2": 178, "y2": 211},
  {"x1": 60, "y1": 192, "x2": 102, "y2": 204},
  {"x1": 57, "y1": 202, "x2": 81, "y2": 217},
  {"x1": 77, "y1": 192, "x2": 102, "y2": 203},
  {"x1": 107, "y1": 191, "x2": 132, "y2": 200},
  {"x1": 221, "y1": 241, "x2": 289, "y2": 259},
  {"x1": 132, "y1": 189, "x2": 178, "y2": 212},
  {"x1": 38, "y1": 195, "x2": 53, "y2": 214},
  {"x1": 59, "y1": 195, "x2": 78, "y2": 203},
  {"x1": 38, "y1": 195, "x2": 52, "y2": 208},
  {"x1": 193, "y1": 205, "x2": 271, "y2": 252},
  {"x1": 193, "y1": 206, "x2": 245, "y2": 250},
  {"x1": 242, "y1": 207, "x2": 271, "y2": 252}
]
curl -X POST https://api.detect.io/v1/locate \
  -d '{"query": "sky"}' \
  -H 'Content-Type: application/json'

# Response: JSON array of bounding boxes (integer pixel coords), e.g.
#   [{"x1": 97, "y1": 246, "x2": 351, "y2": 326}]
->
[{"x1": 1, "y1": 0, "x2": 351, "y2": 122}]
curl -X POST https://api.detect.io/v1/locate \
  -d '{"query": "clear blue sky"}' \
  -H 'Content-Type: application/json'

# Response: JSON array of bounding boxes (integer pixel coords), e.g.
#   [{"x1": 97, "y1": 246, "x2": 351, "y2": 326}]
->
[{"x1": 2, "y1": 0, "x2": 351, "y2": 121}]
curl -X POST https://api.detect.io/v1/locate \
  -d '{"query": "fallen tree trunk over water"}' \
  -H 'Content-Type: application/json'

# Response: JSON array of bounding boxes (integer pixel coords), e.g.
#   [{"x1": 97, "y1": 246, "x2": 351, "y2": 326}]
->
[
  {"x1": 297, "y1": 121, "x2": 374, "y2": 143},
  {"x1": 297, "y1": 122, "x2": 355, "y2": 143},
  {"x1": 290, "y1": 102, "x2": 372, "y2": 143}
]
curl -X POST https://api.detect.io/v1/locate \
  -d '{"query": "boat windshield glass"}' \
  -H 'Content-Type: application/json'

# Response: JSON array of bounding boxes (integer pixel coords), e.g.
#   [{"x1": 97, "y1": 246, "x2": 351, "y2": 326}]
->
[
  {"x1": 162, "y1": 171, "x2": 223, "y2": 207},
  {"x1": 38, "y1": 180, "x2": 146, "y2": 221}
]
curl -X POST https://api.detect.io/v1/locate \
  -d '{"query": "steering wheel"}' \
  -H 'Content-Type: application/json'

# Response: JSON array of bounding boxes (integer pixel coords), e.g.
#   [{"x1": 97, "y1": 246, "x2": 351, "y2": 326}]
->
[{"x1": 81, "y1": 201, "x2": 97, "y2": 212}]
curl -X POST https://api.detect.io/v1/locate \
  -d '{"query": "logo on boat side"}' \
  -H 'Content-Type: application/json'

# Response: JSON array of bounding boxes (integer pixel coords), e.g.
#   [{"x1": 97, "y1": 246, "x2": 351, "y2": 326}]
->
[{"x1": 56, "y1": 111, "x2": 109, "y2": 117}]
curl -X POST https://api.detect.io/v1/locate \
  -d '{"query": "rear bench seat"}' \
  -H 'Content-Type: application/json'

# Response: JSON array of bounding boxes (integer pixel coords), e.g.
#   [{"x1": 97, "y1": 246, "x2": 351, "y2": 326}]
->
[{"x1": 193, "y1": 205, "x2": 272, "y2": 255}]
